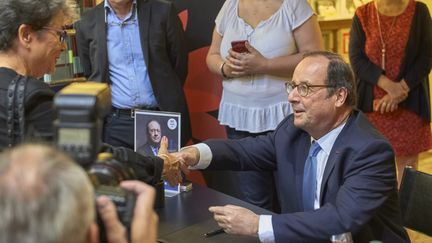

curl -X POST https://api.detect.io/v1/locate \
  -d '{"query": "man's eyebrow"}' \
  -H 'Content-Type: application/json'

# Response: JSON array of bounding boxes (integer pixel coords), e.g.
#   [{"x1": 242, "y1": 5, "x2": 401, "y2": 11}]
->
[{"x1": 291, "y1": 80, "x2": 311, "y2": 84}]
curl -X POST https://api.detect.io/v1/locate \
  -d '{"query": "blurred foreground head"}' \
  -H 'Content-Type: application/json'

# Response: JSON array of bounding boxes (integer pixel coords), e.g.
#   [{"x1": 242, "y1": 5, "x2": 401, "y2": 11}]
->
[{"x1": 0, "y1": 143, "x2": 94, "y2": 243}]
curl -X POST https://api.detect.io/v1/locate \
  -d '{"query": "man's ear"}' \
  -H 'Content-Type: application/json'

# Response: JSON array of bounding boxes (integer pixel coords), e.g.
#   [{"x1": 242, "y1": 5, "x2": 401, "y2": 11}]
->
[
  {"x1": 86, "y1": 222, "x2": 99, "y2": 243},
  {"x1": 334, "y1": 87, "x2": 348, "y2": 107}
]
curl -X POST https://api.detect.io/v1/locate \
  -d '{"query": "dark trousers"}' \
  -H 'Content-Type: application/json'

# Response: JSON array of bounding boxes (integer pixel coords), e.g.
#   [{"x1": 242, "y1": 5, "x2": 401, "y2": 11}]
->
[
  {"x1": 103, "y1": 112, "x2": 135, "y2": 149},
  {"x1": 225, "y1": 127, "x2": 279, "y2": 212}
]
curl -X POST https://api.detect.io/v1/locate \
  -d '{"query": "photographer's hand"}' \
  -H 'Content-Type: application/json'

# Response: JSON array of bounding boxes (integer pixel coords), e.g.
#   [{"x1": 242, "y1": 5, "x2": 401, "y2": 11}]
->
[
  {"x1": 121, "y1": 181, "x2": 158, "y2": 243},
  {"x1": 97, "y1": 196, "x2": 128, "y2": 243},
  {"x1": 97, "y1": 181, "x2": 158, "y2": 243},
  {"x1": 158, "y1": 136, "x2": 182, "y2": 186}
]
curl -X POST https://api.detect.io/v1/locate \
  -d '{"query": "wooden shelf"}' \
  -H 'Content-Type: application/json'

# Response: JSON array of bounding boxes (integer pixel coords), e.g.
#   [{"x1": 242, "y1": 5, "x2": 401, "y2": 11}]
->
[
  {"x1": 319, "y1": 18, "x2": 352, "y2": 54},
  {"x1": 49, "y1": 77, "x2": 86, "y2": 86},
  {"x1": 319, "y1": 18, "x2": 352, "y2": 31}
]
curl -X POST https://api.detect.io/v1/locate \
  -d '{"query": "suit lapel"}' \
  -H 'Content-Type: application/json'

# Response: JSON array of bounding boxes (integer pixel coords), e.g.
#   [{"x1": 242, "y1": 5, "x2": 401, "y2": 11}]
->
[
  {"x1": 137, "y1": 0, "x2": 150, "y2": 67},
  {"x1": 95, "y1": 5, "x2": 108, "y2": 82},
  {"x1": 319, "y1": 113, "x2": 356, "y2": 202}
]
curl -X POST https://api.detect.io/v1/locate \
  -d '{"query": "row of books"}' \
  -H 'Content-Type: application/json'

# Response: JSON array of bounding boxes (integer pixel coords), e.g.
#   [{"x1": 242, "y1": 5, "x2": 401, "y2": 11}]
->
[
  {"x1": 44, "y1": 31, "x2": 84, "y2": 84},
  {"x1": 44, "y1": 0, "x2": 98, "y2": 84}
]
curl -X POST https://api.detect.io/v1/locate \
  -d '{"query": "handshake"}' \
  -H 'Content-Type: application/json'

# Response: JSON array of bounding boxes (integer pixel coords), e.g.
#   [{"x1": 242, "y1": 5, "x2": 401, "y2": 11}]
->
[
  {"x1": 155, "y1": 141, "x2": 262, "y2": 238},
  {"x1": 156, "y1": 136, "x2": 198, "y2": 186}
]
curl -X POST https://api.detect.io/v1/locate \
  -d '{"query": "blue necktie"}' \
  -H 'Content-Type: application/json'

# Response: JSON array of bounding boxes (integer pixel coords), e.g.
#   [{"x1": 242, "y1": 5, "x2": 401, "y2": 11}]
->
[
  {"x1": 303, "y1": 141, "x2": 321, "y2": 211},
  {"x1": 151, "y1": 146, "x2": 158, "y2": 155}
]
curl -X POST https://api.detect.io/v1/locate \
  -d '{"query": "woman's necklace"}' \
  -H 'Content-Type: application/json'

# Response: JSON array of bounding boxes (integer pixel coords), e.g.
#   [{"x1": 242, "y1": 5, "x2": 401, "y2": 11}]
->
[{"x1": 375, "y1": 4, "x2": 397, "y2": 71}]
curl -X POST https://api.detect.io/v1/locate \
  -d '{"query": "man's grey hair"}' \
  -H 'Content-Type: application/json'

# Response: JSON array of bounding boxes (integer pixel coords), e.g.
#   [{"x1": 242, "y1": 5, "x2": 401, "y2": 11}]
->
[
  {"x1": 303, "y1": 51, "x2": 357, "y2": 107},
  {"x1": 0, "y1": 143, "x2": 94, "y2": 243},
  {"x1": 0, "y1": 0, "x2": 79, "y2": 51}
]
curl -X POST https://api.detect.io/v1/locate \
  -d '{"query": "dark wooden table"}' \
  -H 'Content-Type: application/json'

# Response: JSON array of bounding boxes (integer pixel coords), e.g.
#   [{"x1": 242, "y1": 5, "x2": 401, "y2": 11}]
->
[{"x1": 156, "y1": 184, "x2": 273, "y2": 243}]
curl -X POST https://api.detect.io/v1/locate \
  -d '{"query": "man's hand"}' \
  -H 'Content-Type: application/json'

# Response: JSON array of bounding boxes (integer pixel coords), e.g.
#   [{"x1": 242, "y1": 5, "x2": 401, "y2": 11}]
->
[
  {"x1": 173, "y1": 146, "x2": 200, "y2": 169},
  {"x1": 122, "y1": 181, "x2": 158, "y2": 243},
  {"x1": 97, "y1": 180, "x2": 158, "y2": 243},
  {"x1": 209, "y1": 205, "x2": 259, "y2": 237},
  {"x1": 97, "y1": 196, "x2": 128, "y2": 243},
  {"x1": 158, "y1": 136, "x2": 182, "y2": 186}
]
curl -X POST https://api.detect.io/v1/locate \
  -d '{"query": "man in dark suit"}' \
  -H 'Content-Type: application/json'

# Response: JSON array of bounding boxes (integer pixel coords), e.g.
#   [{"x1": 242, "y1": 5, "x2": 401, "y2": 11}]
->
[
  {"x1": 175, "y1": 51, "x2": 409, "y2": 242},
  {"x1": 137, "y1": 120, "x2": 162, "y2": 156},
  {"x1": 74, "y1": 0, "x2": 191, "y2": 149}
]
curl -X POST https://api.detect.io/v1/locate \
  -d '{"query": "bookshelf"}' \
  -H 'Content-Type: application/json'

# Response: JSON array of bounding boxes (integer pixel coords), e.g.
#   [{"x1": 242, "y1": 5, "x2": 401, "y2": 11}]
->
[
  {"x1": 308, "y1": 0, "x2": 366, "y2": 61},
  {"x1": 44, "y1": 29, "x2": 84, "y2": 84},
  {"x1": 319, "y1": 18, "x2": 352, "y2": 60},
  {"x1": 45, "y1": 0, "x2": 101, "y2": 85}
]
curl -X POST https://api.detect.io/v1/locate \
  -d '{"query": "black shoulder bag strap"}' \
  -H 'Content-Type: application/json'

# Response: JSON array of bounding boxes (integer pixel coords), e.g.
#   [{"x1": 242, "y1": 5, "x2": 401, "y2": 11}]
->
[{"x1": 6, "y1": 75, "x2": 27, "y2": 147}]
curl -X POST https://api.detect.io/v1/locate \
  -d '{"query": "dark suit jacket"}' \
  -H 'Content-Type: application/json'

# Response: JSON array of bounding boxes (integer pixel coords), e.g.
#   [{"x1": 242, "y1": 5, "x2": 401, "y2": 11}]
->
[
  {"x1": 74, "y1": 0, "x2": 191, "y2": 145},
  {"x1": 204, "y1": 111, "x2": 409, "y2": 243},
  {"x1": 137, "y1": 142, "x2": 157, "y2": 156}
]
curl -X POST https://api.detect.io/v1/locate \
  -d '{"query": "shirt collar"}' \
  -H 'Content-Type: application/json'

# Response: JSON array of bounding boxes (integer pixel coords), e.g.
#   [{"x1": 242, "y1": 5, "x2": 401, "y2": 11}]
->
[
  {"x1": 314, "y1": 119, "x2": 348, "y2": 156},
  {"x1": 104, "y1": 0, "x2": 137, "y2": 23}
]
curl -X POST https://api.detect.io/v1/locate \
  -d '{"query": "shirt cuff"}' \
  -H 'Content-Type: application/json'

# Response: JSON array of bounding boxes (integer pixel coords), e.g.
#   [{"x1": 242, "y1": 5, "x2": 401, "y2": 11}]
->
[
  {"x1": 181, "y1": 143, "x2": 212, "y2": 170},
  {"x1": 258, "y1": 215, "x2": 275, "y2": 243}
]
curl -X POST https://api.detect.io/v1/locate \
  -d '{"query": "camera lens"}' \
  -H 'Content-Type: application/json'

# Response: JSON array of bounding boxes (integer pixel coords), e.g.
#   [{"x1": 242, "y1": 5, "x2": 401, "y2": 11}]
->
[{"x1": 88, "y1": 152, "x2": 137, "y2": 186}]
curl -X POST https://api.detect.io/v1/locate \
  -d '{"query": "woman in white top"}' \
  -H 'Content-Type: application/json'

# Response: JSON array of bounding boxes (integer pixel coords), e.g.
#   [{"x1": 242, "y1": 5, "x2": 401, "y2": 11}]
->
[{"x1": 206, "y1": 0, "x2": 323, "y2": 210}]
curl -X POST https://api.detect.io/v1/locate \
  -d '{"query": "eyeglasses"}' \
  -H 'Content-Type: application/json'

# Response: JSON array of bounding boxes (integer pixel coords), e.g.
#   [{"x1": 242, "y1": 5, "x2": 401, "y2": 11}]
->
[
  {"x1": 285, "y1": 81, "x2": 335, "y2": 97},
  {"x1": 42, "y1": 27, "x2": 67, "y2": 43}
]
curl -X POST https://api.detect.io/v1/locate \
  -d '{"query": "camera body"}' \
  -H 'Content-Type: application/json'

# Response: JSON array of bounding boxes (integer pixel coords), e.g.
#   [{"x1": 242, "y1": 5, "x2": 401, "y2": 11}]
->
[
  {"x1": 54, "y1": 82, "x2": 136, "y2": 240},
  {"x1": 54, "y1": 82, "x2": 110, "y2": 167}
]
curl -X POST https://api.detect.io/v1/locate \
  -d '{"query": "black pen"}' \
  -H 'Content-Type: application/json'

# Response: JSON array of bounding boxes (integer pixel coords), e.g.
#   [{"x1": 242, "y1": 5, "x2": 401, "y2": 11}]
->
[{"x1": 204, "y1": 228, "x2": 225, "y2": 237}]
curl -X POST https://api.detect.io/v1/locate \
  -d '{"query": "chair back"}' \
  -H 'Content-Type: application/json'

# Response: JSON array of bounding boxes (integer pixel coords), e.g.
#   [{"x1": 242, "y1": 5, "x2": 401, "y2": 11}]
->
[{"x1": 399, "y1": 167, "x2": 432, "y2": 236}]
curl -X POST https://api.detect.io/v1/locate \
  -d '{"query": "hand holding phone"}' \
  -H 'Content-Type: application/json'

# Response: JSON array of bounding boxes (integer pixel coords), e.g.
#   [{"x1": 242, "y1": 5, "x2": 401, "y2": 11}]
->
[{"x1": 231, "y1": 40, "x2": 249, "y2": 53}]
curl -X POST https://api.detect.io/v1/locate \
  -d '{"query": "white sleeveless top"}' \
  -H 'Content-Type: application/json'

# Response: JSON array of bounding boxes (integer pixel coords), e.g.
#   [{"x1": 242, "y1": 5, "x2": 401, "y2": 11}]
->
[{"x1": 216, "y1": 0, "x2": 314, "y2": 133}]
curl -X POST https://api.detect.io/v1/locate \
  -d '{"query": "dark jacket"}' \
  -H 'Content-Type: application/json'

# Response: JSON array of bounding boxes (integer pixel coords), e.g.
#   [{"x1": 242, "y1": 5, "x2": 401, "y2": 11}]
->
[
  {"x1": 0, "y1": 67, "x2": 54, "y2": 147},
  {"x1": 74, "y1": 0, "x2": 191, "y2": 145},
  {"x1": 204, "y1": 111, "x2": 409, "y2": 243},
  {"x1": 349, "y1": 2, "x2": 432, "y2": 121}
]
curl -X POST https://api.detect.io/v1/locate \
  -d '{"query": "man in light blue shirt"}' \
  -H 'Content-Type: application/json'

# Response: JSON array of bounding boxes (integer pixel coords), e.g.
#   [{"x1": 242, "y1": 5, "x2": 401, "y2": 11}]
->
[
  {"x1": 172, "y1": 51, "x2": 408, "y2": 242},
  {"x1": 75, "y1": 0, "x2": 191, "y2": 149}
]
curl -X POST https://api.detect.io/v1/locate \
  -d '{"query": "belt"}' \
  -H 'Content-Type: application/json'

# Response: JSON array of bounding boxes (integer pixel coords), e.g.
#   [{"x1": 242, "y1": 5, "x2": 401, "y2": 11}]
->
[{"x1": 111, "y1": 106, "x2": 159, "y2": 118}]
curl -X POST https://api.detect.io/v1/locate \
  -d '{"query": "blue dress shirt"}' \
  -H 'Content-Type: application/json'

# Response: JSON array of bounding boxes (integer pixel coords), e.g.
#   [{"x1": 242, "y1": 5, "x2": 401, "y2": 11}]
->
[{"x1": 104, "y1": 0, "x2": 157, "y2": 108}]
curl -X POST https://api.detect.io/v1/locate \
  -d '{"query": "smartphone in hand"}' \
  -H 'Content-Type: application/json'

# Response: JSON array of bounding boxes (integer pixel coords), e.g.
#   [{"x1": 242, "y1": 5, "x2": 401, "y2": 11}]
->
[{"x1": 231, "y1": 40, "x2": 249, "y2": 53}]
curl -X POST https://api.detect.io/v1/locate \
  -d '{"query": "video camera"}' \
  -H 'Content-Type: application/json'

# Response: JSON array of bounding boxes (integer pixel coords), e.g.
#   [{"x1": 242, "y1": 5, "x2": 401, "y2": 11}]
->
[{"x1": 53, "y1": 82, "x2": 136, "y2": 241}]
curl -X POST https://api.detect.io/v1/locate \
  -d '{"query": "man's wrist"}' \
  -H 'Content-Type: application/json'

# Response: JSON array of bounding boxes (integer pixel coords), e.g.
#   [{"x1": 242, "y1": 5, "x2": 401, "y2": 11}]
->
[
  {"x1": 182, "y1": 147, "x2": 200, "y2": 166},
  {"x1": 182, "y1": 143, "x2": 212, "y2": 169},
  {"x1": 158, "y1": 154, "x2": 170, "y2": 178},
  {"x1": 253, "y1": 215, "x2": 260, "y2": 237}
]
